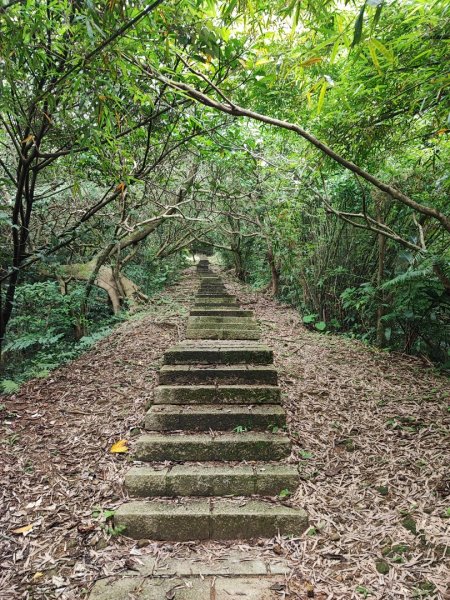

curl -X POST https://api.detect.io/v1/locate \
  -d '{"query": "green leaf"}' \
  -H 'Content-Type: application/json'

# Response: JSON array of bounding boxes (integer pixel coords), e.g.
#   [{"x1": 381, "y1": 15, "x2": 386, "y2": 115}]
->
[
  {"x1": 302, "y1": 314, "x2": 317, "y2": 324},
  {"x1": 371, "y1": 38, "x2": 394, "y2": 62},
  {"x1": 372, "y1": 3, "x2": 384, "y2": 31},
  {"x1": 299, "y1": 450, "x2": 313, "y2": 459},
  {"x1": 317, "y1": 81, "x2": 327, "y2": 114},
  {"x1": 278, "y1": 488, "x2": 291, "y2": 499},
  {"x1": 315, "y1": 321, "x2": 327, "y2": 331},
  {"x1": 352, "y1": 3, "x2": 366, "y2": 47},
  {"x1": 368, "y1": 39, "x2": 382, "y2": 73}
]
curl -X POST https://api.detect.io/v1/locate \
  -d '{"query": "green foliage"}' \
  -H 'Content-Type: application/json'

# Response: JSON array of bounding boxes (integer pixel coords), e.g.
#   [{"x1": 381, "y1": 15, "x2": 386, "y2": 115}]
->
[
  {"x1": 126, "y1": 253, "x2": 188, "y2": 298},
  {"x1": 278, "y1": 488, "x2": 291, "y2": 499},
  {"x1": 299, "y1": 450, "x2": 313, "y2": 459},
  {"x1": 232, "y1": 425, "x2": 249, "y2": 433},
  {"x1": 0, "y1": 380, "x2": 20, "y2": 394},
  {"x1": 1, "y1": 281, "x2": 121, "y2": 390},
  {"x1": 356, "y1": 586, "x2": 373, "y2": 598}
]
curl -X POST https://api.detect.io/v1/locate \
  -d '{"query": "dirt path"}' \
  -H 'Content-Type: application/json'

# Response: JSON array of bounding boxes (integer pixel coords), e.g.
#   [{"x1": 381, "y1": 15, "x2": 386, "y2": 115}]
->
[{"x1": 1, "y1": 267, "x2": 449, "y2": 599}]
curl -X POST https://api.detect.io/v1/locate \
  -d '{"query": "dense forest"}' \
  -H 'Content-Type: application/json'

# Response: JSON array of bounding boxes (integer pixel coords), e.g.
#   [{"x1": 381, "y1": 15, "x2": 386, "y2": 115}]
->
[{"x1": 1, "y1": 0, "x2": 449, "y2": 390}]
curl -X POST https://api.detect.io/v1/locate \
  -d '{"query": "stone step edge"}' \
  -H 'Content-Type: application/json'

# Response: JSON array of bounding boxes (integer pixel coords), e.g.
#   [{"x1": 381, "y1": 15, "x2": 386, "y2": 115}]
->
[
  {"x1": 189, "y1": 310, "x2": 253, "y2": 316},
  {"x1": 144, "y1": 403, "x2": 286, "y2": 431},
  {"x1": 134, "y1": 432, "x2": 291, "y2": 461},
  {"x1": 160, "y1": 365, "x2": 277, "y2": 373},
  {"x1": 163, "y1": 348, "x2": 273, "y2": 365},
  {"x1": 125, "y1": 463, "x2": 299, "y2": 497},
  {"x1": 185, "y1": 331, "x2": 261, "y2": 340},
  {"x1": 114, "y1": 499, "x2": 308, "y2": 540},
  {"x1": 153, "y1": 385, "x2": 281, "y2": 404},
  {"x1": 159, "y1": 366, "x2": 277, "y2": 384}
]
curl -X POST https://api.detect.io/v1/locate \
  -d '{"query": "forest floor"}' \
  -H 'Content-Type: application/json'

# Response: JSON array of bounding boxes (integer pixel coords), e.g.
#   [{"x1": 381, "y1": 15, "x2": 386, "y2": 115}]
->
[{"x1": 1, "y1": 266, "x2": 449, "y2": 600}]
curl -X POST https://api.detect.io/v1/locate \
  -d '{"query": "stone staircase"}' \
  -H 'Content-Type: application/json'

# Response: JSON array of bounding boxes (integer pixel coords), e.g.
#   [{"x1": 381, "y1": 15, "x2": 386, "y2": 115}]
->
[{"x1": 114, "y1": 259, "x2": 307, "y2": 540}]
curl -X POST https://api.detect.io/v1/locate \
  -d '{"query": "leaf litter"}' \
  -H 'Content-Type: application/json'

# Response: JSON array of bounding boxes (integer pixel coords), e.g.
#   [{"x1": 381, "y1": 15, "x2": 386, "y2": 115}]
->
[{"x1": 1, "y1": 266, "x2": 449, "y2": 599}]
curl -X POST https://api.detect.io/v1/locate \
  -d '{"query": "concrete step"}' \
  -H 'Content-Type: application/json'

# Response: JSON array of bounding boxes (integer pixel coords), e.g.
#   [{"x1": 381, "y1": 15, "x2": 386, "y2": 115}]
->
[
  {"x1": 145, "y1": 404, "x2": 285, "y2": 431},
  {"x1": 134, "y1": 432, "x2": 290, "y2": 461},
  {"x1": 114, "y1": 498, "x2": 308, "y2": 540},
  {"x1": 195, "y1": 292, "x2": 236, "y2": 301},
  {"x1": 187, "y1": 323, "x2": 259, "y2": 331},
  {"x1": 125, "y1": 463, "x2": 299, "y2": 496},
  {"x1": 163, "y1": 343, "x2": 273, "y2": 364},
  {"x1": 186, "y1": 329, "x2": 260, "y2": 340},
  {"x1": 188, "y1": 317, "x2": 256, "y2": 324},
  {"x1": 153, "y1": 385, "x2": 281, "y2": 405},
  {"x1": 89, "y1": 550, "x2": 292, "y2": 600},
  {"x1": 190, "y1": 309, "x2": 253, "y2": 317},
  {"x1": 194, "y1": 302, "x2": 240, "y2": 308},
  {"x1": 194, "y1": 297, "x2": 237, "y2": 304},
  {"x1": 159, "y1": 365, "x2": 277, "y2": 386}
]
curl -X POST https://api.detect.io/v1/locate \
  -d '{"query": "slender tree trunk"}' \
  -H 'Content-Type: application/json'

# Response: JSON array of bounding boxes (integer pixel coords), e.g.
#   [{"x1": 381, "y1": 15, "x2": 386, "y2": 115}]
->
[
  {"x1": 267, "y1": 248, "x2": 280, "y2": 296},
  {"x1": 233, "y1": 244, "x2": 246, "y2": 281},
  {"x1": 376, "y1": 232, "x2": 386, "y2": 346}
]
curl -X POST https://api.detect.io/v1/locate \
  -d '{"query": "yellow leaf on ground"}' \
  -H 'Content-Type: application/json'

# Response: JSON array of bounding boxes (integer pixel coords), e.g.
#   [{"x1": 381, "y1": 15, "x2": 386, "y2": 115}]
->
[
  {"x1": 12, "y1": 524, "x2": 33, "y2": 535},
  {"x1": 33, "y1": 572, "x2": 44, "y2": 581},
  {"x1": 110, "y1": 439, "x2": 128, "y2": 453}
]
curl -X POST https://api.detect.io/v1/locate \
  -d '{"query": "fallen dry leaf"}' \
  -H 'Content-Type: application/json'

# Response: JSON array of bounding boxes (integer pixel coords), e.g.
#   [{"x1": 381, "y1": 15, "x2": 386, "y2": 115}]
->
[{"x1": 12, "y1": 524, "x2": 33, "y2": 535}]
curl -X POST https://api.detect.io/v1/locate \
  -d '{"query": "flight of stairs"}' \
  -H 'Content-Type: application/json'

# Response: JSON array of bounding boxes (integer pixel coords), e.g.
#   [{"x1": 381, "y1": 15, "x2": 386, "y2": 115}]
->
[{"x1": 114, "y1": 259, "x2": 308, "y2": 540}]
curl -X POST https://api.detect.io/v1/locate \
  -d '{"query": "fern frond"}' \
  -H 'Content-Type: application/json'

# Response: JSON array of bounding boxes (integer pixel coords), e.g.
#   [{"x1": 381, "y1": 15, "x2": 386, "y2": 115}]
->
[{"x1": 381, "y1": 267, "x2": 432, "y2": 290}]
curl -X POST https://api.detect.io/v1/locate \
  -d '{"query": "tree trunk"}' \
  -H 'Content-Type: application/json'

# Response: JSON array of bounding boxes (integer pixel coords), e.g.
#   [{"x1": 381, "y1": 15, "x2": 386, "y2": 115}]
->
[
  {"x1": 267, "y1": 248, "x2": 280, "y2": 296},
  {"x1": 60, "y1": 260, "x2": 147, "y2": 313},
  {"x1": 376, "y1": 232, "x2": 386, "y2": 346},
  {"x1": 233, "y1": 248, "x2": 246, "y2": 281}
]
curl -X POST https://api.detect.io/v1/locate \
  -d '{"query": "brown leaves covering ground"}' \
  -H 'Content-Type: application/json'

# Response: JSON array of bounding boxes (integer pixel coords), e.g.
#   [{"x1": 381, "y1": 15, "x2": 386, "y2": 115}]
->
[
  {"x1": 225, "y1": 271, "x2": 450, "y2": 600},
  {"x1": 0, "y1": 272, "x2": 194, "y2": 599},
  {"x1": 1, "y1": 266, "x2": 449, "y2": 600}
]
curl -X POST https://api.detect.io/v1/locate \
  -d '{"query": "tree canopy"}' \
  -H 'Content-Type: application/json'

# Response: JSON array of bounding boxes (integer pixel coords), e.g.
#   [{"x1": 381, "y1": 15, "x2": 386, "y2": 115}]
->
[{"x1": 1, "y1": 0, "x2": 449, "y2": 385}]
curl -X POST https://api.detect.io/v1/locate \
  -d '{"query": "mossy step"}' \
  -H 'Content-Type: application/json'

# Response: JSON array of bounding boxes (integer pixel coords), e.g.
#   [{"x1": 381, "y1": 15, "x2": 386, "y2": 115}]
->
[
  {"x1": 163, "y1": 343, "x2": 272, "y2": 364},
  {"x1": 159, "y1": 365, "x2": 277, "y2": 386},
  {"x1": 196, "y1": 295, "x2": 235, "y2": 300},
  {"x1": 194, "y1": 302, "x2": 240, "y2": 307},
  {"x1": 188, "y1": 317, "x2": 256, "y2": 324},
  {"x1": 134, "y1": 432, "x2": 290, "y2": 461},
  {"x1": 90, "y1": 554, "x2": 292, "y2": 599},
  {"x1": 145, "y1": 404, "x2": 285, "y2": 431},
  {"x1": 186, "y1": 329, "x2": 260, "y2": 340},
  {"x1": 153, "y1": 385, "x2": 281, "y2": 404},
  {"x1": 190, "y1": 309, "x2": 253, "y2": 317},
  {"x1": 192, "y1": 305, "x2": 241, "y2": 311},
  {"x1": 125, "y1": 463, "x2": 299, "y2": 497},
  {"x1": 114, "y1": 498, "x2": 308, "y2": 540},
  {"x1": 187, "y1": 323, "x2": 259, "y2": 331},
  {"x1": 194, "y1": 297, "x2": 237, "y2": 304}
]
